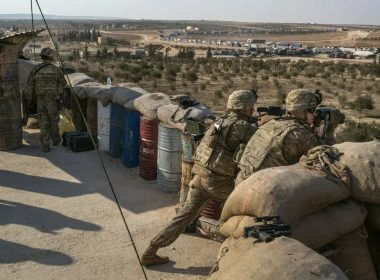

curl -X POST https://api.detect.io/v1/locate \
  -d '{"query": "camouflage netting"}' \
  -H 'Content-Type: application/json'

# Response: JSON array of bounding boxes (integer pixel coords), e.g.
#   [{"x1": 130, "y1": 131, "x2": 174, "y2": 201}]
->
[{"x1": 209, "y1": 237, "x2": 348, "y2": 280}]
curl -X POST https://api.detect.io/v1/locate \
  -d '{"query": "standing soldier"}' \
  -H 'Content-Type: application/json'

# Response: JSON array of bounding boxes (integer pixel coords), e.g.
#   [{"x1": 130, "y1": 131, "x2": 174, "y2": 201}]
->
[
  {"x1": 28, "y1": 47, "x2": 66, "y2": 152},
  {"x1": 141, "y1": 90, "x2": 258, "y2": 266},
  {"x1": 236, "y1": 89, "x2": 329, "y2": 185}
]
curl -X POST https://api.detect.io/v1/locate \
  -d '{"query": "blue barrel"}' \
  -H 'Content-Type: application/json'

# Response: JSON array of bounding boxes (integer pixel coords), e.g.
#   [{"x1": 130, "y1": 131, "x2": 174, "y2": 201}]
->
[
  {"x1": 157, "y1": 123, "x2": 182, "y2": 193},
  {"x1": 110, "y1": 103, "x2": 124, "y2": 158},
  {"x1": 122, "y1": 110, "x2": 140, "y2": 167}
]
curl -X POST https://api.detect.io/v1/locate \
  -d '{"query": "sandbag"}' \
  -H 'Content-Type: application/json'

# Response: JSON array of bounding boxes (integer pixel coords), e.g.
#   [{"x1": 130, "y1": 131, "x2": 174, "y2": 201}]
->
[
  {"x1": 220, "y1": 200, "x2": 367, "y2": 249},
  {"x1": 221, "y1": 165, "x2": 350, "y2": 225},
  {"x1": 157, "y1": 103, "x2": 214, "y2": 131},
  {"x1": 111, "y1": 87, "x2": 142, "y2": 106},
  {"x1": 133, "y1": 92, "x2": 170, "y2": 119},
  {"x1": 367, "y1": 204, "x2": 380, "y2": 230},
  {"x1": 329, "y1": 226, "x2": 377, "y2": 280},
  {"x1": 65, "y1": 72, "x2": 94, "y2": 87},
  {"x1": 209, "y1": 237, "x2": 348, "y2": 280},
  {"x1": 334, "y1": 141, "x2": 380, "y2": 204},
  {"x1": 157, "y1": 104, "x2": 186, "y2": 130},
  {"x1": 73, "y1": 81, "x2": 110, "y2": 100}
]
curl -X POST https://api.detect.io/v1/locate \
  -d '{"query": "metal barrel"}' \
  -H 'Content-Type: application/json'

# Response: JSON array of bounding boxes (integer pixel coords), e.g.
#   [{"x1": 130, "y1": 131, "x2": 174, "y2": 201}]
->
[
  {"x1": 157, "y1": 123, "x2": 183, "y2": 193},
  {"x1": 122, "y1": 110, "x2": 140, "y2": 168},
  {"x1": 201, "y1": 199, "x2": 224, "y2": 220},
  {"x1": 97, "y1": 101, "x2": 110, "y2": 152},
  {"x1": 109, "y1": 103, "x2": 124, "y2": 158},
  {"x1": 0, "y1": 53, "x2": 22, "y2": 150},
  {"x1": 139, "y1": 117, "x2": 158, "y2": 180},
  {"x1": 86, "y1": 98, "x2": 97, "y2": 143}
]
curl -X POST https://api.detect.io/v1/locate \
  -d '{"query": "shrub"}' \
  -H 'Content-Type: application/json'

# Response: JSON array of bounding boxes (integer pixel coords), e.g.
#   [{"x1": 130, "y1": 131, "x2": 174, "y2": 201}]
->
[
  {"x1": 335, "y1": 120, "x2": 380, "y2": 143},
  {"x1": 200, "y1": 83, "x2": 206, "y2": 90},
  {"x1": 315, "y1": 81, "x2": 322, "y2": 86},
  {"x1": 290, "y1": 78, "x2": 297, "y2": 84},
  {"x1": 366, "y1": 85, "x2": 373, "y2": 92},
  {"x1": 211, "y1": 74, "x2": 218, "y2": 81},
  {"x1": 321, "y1": 72, "x2": 331, "y2": 79},
  {"x1": 296, "y1": 81, "x2": 304, "y2": 88},
  {"x1": 215, "y1": 89, "x2": 223, "y2": 98},
  {"x1": 261, "y1": 75, "x2": 269, "y2": 81},
  {"x1": 349, "y1": 95, "x2": 374, "y2": 111},
  {"x1": 186, "y1": 71, "x2": 198, "y2": 83},
  {"x1": 338, "y1": 94, "x2": 347, "y2": 107}
]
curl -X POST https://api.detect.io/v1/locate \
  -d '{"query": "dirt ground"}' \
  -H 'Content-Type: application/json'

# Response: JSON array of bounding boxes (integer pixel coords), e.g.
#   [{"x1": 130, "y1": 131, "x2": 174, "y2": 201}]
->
[{"x1": 0, "y1": 129, "x2": 220, "y2": 280}]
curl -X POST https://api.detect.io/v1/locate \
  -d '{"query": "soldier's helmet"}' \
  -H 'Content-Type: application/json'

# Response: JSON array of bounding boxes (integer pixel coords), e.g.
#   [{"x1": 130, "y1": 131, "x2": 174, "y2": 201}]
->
[
  {"x1": 285, "y1": 89, "x2": 320, "y2": 112},
  {"x1": 40, "y1": 47, "x2": 55, "y2": 60},
  {"x1": 227, "y1": 89, "x2": 257, "y2": 110}
]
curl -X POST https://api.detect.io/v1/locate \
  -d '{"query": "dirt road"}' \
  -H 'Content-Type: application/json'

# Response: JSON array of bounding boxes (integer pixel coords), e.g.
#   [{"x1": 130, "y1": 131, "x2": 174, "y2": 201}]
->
[{"x1": 0, "y1": 130, "x2": 219, "y2": 280}]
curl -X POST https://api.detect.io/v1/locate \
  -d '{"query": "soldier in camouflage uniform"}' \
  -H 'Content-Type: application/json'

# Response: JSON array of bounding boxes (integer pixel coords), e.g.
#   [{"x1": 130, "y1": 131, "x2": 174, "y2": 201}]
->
[
  {"x1": 141, "y1": 90, "x2": 258, "y2": 266},
  {"x1": 28, "y1": 48, "x2": 66, "y2": 152},
  {"x1": 236, "y1": 89, "x2": 326, "y2": 185}
]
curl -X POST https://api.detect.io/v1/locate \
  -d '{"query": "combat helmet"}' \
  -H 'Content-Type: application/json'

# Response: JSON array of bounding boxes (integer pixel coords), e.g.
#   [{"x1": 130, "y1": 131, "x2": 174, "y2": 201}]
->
[
  {"x1": 40, "y1": 47, "x2": 55, "y2": 60},
  {"x1": 227, "y1": 89, "x2": 257, "y2": 110},
  {"x1": 285, "y1": 89, "x2": 321, "y2": 112}
]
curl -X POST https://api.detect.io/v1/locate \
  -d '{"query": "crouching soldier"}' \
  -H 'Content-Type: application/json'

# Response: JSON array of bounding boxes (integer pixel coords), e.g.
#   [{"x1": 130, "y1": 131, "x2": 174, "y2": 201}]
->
[
  {"x1": 141, "y1": 89, "x2": 258, "y2": 266},
  {"x1": 237, "y1": 89, "x2": 325, "y2": 185}
]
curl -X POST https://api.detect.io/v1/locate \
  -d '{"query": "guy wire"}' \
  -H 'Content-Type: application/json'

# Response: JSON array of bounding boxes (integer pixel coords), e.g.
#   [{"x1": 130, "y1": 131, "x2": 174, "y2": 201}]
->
[{"x1": 33, "y1": 1, "x2": 149, "y2": 279}]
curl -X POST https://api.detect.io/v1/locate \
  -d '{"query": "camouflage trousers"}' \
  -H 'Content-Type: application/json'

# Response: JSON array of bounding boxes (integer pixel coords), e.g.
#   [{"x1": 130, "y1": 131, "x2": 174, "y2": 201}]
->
[
  {"x1": 37, "y1": 98, "x2": 60, "y2": 149},
  {"x1": 150, "y1": 175, "x2": 234, "y2": 249}
]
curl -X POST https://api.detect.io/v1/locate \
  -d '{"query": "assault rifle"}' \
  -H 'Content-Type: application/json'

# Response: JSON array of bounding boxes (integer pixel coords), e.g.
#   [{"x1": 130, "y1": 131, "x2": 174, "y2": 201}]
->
[
  {"x1": 244, "y1": 216, "x2": 291, "y2": 243},
  {"x1": 257, "y1": 106, "x2": 285, "y2": 117}
]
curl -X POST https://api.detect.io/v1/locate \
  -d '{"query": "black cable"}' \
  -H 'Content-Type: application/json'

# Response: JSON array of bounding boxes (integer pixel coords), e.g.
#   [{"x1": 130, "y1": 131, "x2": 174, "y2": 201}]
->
[
  {"x1": 30, "y1": 0, "x2": 36, "y2": 60},
  {"x1": 33, "y1": 1, "x2": 149, "y2": 279}
]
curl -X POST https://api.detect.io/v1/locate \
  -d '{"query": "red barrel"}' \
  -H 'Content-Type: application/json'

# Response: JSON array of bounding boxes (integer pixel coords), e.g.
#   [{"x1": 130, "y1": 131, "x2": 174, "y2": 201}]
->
[
  {"x1": 201, "y1": 199, "x2": 224, "y2": 220},
  {"x1": 139, "y1": 117, "x2": 158, "y2": 180}
]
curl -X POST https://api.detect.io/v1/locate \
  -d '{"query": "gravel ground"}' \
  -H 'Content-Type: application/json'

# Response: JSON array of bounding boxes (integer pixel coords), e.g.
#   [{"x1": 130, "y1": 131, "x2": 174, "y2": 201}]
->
[{"x1": 0, "y1": 129, "x2": 220, "y2": 280}]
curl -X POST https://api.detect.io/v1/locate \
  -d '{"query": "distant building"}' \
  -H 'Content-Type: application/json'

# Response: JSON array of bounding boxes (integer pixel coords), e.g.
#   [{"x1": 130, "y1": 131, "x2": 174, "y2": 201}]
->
[{"x1": 98, "y1": 36, "x2": 108, "y2": 45}]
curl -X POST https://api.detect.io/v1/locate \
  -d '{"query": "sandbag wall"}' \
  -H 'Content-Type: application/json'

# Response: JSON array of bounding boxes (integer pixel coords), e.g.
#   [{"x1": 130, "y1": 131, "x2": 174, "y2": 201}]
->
[{"x1": 219, "y1": 141, "x2": 380, "y2": 280}]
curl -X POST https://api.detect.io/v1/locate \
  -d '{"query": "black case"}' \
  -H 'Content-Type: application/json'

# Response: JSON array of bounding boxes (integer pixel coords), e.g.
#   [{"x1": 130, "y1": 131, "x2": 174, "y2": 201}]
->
[
  {"x1": 62, "y1": 131, "x2": 85, "y2": 147},
  {"x1": 69, "y1": 134, "x2": 94, "y2": 153}
]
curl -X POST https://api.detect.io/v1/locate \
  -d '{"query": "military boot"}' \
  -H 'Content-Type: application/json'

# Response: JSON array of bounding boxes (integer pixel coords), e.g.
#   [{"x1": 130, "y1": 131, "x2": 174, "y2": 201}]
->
[{"x1": 141, "y1": 245, "x2": 169, "y2": 267}]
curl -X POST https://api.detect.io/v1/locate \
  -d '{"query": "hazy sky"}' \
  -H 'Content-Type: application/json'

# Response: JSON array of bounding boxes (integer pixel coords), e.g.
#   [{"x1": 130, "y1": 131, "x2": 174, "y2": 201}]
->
[{"x1": 3, "y1": 0, "x2": 380, "y2": 25}]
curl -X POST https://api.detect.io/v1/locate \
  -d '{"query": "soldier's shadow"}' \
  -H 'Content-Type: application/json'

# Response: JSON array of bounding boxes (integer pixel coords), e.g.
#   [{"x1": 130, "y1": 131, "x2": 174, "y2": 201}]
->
[
  {"x1": 146, "y1": 260, "x2": 211, "y2": 276},
  {"x1": 0, "y1": 239, "x2": 73, "y2": 266}
]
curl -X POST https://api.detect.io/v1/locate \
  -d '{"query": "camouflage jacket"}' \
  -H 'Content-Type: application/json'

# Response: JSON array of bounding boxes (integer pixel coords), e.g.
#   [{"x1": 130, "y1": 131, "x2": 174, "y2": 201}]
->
[
  {"x1": 192, "y1": 111, "x2": 257, "y2": 178},
  {"x1": 28, "y1": 61, "x2": 66, "y2": 101},
  {"x1": 238, "y1": 117, "x2": 320, "y2": 182}
]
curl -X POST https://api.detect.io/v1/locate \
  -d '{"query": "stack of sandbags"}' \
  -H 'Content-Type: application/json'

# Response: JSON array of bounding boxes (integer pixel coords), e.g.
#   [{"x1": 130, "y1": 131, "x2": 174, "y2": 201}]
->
[
  {"x1": 328, "y1": 226, "x2": 378, "y2": 280},
  {"x1": 128, "y1": 92, "x2": 170, "y2": 119},
  {"x1": 209, "y1": 237, "x2": 348, "y2": 280},
  {"x1": 219, "y1": 141, "x2": 380, "y2": 279},
  {"x1": 110, "y1": 87, "x2": 143, "y2": 107},
  {"x1": 220, "y1": 200, "x2": 367, "y2": 250},
  {"x1": 220, "y1": 165, "x2": 367, "y2": 249},
  {"x1": 333, "y1": 141, "x2": 380, "y2": 204},
  {"x1": 65, "y1": 73, "x2": 95, "y2": 97},
  {"x1": 157, "y1": 103, "x2": 213, "y2": 131}
]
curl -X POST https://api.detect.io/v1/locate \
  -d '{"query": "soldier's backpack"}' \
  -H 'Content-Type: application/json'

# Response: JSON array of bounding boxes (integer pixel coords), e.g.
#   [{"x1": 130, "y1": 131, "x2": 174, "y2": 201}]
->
[
  {"x1": 62, "y1": 131, "x2": 85, "y2": 147},
  {"x1": 68, "y1": 134, "x2": 94, "y2": 153}
]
